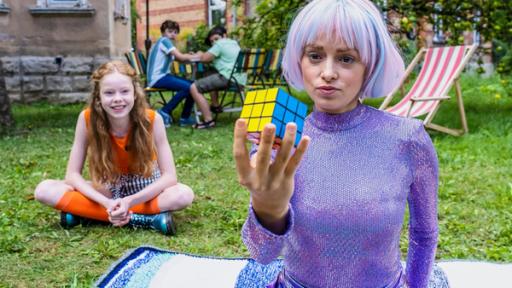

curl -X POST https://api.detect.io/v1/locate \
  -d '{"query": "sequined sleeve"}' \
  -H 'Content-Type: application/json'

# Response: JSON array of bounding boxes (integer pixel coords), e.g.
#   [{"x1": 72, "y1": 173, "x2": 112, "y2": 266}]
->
[
  {"x1": 405, "y1": 124, "x2": 439, "y2": 288},
  {"x1": 241, "y1": 203, "x2": 295, "y2": 264}
]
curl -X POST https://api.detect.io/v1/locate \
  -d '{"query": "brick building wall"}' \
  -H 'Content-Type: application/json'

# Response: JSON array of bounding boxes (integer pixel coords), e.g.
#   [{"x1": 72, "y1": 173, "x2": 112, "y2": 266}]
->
[
  {"x1": 134, "y1": 0, "x2": 254, "y2": 53},
  {"x1": 135, "y1": 0, "x2": 207, "y2": 53}
]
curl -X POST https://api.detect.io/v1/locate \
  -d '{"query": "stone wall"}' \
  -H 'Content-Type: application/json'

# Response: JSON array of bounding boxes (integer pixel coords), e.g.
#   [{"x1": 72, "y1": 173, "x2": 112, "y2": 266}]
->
[
  {"x1": 1, "y1": 55, "x2": 111, "y2": 104},
  {"x1": 0, "y1": 0, "x2": 131, "y2": 104}
]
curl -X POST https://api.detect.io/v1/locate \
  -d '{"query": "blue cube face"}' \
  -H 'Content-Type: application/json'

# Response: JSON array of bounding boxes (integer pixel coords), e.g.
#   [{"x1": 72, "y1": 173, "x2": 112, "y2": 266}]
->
[
  {"x1": 284, "y1": 110, "x2": 295, "y2": 124},
  {"x1": 297, "y1": 102, "x2": 308, "y2": 117},
  {"x1": 287, "y1": 97, "x2": 298, "y2": 113},
  {"x1": 276, "y1": 89, "x2": 288, "y2": 106},
  {"x1": 278, "y1": 122, "x2": 286, "y2": 139},
  {"x1": 273, "y1": 104, "x2": 285, "y2": 120},
  {"x1": 295, "y1": 117, "x2": 304, "y2": 133},
  {"x1": 240, "y1": 88, "x2": 308, "y2": 146},
  {"x1": 274, "y1": 120, "x2": 283, "y2": 138}
]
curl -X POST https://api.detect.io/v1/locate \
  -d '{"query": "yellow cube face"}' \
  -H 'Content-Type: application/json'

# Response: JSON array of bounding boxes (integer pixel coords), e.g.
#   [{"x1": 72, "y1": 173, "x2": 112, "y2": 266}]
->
[
  {"x1": 261, "y1": 103, "x2": 275, "y2": 117},
  {"x1": 255, "y1": 90, "x2": 267, "y2": 103},
  {"x1": 265, "y1": 88, "x2": 278, "y2": 102},
  {"x1": 240, "y1": 104, "x2": 253, "y2": 118},
  {"x1": 247, "y1": 118, "x2": 260, "y2": 131},
  {"x1": 258, "y1": 117, "x2": 272, "y2": 130},
  {"x1": 245, "y1": 91, "x2": 257, "y2": 104},
  {"x1": 251, "y1": 103, "x2": 264, "y2": 117}
]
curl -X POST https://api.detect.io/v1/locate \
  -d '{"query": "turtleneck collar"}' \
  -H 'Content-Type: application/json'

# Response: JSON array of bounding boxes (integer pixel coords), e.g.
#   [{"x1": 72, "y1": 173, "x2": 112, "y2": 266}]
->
[{"x1": 308, "y1": 103, "x2": 369, "y2": 132}]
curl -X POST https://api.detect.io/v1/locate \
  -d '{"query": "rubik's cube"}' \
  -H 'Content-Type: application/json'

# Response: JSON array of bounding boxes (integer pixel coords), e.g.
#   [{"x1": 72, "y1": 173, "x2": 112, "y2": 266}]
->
[{"x1": 240, "y1": 88, "x2": 308, "y2": 146}]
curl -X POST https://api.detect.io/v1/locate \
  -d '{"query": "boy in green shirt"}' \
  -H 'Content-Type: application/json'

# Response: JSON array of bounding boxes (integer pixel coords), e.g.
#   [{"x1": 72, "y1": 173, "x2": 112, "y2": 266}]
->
[{"x1": 189, "y1": 26, "x2": 246, "y2": 129}]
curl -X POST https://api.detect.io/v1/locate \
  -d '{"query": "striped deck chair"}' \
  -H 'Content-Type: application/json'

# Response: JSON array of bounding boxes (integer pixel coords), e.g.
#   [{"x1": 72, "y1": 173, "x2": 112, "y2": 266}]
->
[
  {"x1": 171, "y1": 61, "x2": 206, "y2": 78},
  {"x1": 243, "y1": 48, "x2": 268, "y2": 89},
  {"x1": 125, "y1": 49, "x2": 169, "y2": 106},
  {"x1": 379, "y1": 44, "x2": 477, "y2": 136},
  {"x1": 125, "y1": 49, "x2": 146, "y2": 77},
  {"x1": 217, "y1": 48, "x2": 268, "y2": 116},
  {"x1": 263, "y1": 49, "x2": 292, "y2": 94}
]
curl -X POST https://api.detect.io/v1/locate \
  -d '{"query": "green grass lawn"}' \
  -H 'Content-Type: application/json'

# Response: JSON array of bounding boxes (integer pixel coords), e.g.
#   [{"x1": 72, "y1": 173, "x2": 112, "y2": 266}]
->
[{"x1": 0, "y1": 74, "x2": 511, "y2": 287}]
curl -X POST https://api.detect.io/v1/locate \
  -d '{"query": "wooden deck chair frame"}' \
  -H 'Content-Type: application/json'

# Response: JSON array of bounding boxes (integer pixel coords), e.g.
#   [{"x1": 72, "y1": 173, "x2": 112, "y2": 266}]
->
[
  {"x1": 379, "y1": 44, "x2": 477, "y2": 136},
  {"x1": 217, "y1": 48, "x2": 268, "y2": 117}
]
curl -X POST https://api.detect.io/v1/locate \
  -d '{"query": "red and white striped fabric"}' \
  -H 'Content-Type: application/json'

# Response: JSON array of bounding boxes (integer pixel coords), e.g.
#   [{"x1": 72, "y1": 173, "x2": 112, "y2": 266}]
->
[{"x1": 386, "y1": 46, "x2": 470, "y2": 117}]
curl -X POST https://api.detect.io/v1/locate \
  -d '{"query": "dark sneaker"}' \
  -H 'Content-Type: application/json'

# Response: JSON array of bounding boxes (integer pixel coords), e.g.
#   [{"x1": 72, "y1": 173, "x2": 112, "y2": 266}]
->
[
  {"x1": 179, "y1": 116, "x2": 196, "y2": 127},
  {"x1": 152, "y1": 212, "x2": 177, "y2": 236},
  {"x1": 129, "y1": 212, "x2": 177, "y2": 235},
  {"x1": 60, "y1": 212, "x2": 81, "y2": 229},
  {"x1": 157, "y1": 109, "x2": 172, "y2": 128}
]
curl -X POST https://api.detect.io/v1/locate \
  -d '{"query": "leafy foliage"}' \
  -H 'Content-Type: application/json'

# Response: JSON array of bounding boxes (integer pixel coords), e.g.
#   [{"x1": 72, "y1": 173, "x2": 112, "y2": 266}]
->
[
  {"x1": 232, "y1": 0, "x2": 306, "y2": 49},
  {"x1": 130, "y1": 0, "x2": 140, "y2": 49},
  {"x1": 379, "y1": 0, "x2": 512, "y2": 77},
  {"x1": 186, "y1": 24, "x2": 210, "y2": 52},
  {"x1": 231, "y1": 0, "x2": 512, "y2": 81}
]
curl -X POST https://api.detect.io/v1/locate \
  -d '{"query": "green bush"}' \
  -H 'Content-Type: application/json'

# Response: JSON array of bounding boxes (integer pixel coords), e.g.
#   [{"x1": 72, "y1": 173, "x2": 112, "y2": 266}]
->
[
  {"x1": 186, "y1": 24, "x2": 210, "y2": 52},
  {"x1": 493, "y1": 39, "x2": 512, "y2": 77}
]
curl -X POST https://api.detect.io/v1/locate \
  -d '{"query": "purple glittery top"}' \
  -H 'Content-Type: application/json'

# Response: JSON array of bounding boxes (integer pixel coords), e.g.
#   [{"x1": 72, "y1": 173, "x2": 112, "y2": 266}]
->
[{"x1": 242, "y1": 104, "x2": 438, "y2": 288}]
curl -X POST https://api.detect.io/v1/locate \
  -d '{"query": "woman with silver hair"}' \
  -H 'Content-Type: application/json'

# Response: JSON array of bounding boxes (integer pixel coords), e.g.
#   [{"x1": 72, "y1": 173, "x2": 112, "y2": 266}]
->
[{"x1": 233, "y1": 0, "x2": 440, "y2": 287}]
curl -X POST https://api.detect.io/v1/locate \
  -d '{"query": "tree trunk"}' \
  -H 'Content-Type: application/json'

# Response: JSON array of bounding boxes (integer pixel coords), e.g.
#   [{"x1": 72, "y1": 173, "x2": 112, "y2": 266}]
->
[{"x1": 0, "y1": 59, "x2": 15, "y2": 131}]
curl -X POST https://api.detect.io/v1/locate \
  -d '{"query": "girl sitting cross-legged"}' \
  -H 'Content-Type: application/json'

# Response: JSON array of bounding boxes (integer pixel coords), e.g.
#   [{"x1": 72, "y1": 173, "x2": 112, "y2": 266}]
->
[{"x1": 34, "y1": 60, "x2": 194, "y2": 235}]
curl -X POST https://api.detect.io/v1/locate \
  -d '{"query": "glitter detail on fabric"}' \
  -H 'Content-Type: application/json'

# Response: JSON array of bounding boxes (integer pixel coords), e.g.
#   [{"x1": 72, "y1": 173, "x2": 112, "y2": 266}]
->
[{"x1": 242, "y1": 104, "x2": 439, "y2": 287}]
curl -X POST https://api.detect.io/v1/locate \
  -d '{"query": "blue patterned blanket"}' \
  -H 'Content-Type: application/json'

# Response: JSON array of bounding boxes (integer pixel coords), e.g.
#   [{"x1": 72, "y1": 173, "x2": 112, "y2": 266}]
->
[
  {"x1": 97, "y1": 245, "x2": 512, "y2": 288},
  {"x1": 96, "y1": 246, "x2": 283, "y2": 288}
]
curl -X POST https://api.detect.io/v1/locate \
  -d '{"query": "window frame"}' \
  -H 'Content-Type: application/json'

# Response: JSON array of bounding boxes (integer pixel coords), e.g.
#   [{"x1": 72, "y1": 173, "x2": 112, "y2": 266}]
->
[
  {"x1": 114, "y1": 0, "x2": 129, "y2": 23},
  {"x1": 47, "y1": 0, "x2": 81, "y2": 7},
  {"x1": 36, "y1": 0, "x2": 90, "y2": 8},
  {"x1": 207, "y1": 0, "x2": 227, "y2": 27},
  {"x1": 0, "y1": 0, "x2": 10, "y2": 13},
  {"x1": 30, "y1": 0, "x2": 94, "y2": 15}
]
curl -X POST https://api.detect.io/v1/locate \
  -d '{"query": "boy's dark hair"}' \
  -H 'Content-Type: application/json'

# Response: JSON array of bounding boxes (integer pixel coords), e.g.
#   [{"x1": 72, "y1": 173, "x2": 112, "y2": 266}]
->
[
  {"x1": 160, "y1": 20, "x2": 180, "y2": 34},
  {"x1": 205, "y1": 26, "x2": 227, "y2": 46}
]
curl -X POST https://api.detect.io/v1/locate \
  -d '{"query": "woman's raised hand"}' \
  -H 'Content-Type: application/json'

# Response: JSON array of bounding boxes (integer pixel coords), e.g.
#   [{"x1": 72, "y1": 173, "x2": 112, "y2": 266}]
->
[{"x1": 233, "y1": 119, "x2": 309, "y2": 233}]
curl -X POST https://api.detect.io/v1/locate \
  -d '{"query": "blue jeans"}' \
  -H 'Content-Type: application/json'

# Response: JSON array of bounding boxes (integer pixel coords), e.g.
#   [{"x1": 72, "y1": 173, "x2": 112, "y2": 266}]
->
[{"x1": 152, "y1": 74, "x2": 194, "y2": 119}]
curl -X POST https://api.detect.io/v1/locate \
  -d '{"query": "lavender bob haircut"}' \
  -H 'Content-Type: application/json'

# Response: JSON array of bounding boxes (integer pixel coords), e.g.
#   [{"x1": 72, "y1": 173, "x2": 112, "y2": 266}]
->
[{"x1": 282, "y1": 0, "x2": 405, "y2": 98}]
